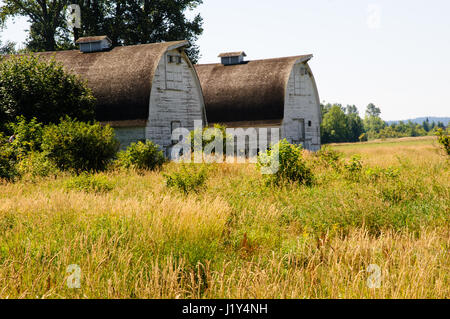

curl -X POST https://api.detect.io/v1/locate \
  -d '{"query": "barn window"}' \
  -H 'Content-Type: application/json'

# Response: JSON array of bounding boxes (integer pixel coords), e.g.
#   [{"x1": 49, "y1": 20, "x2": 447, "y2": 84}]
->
[
  {"x1": 166, "y1": 70, "x2": 183, "y2": 90},
  {"x1": 168, "y1": 55, "x2": 182, "y2": 64},
  {"x1": 308, "y1": 121, "x2": 312, "y2": 127}
]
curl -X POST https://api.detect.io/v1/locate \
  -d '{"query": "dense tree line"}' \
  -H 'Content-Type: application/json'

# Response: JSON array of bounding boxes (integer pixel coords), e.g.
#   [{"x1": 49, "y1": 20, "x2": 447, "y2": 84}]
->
[
  {"x1": 321, "y1": 103, "x2": 447, "y2": 144},
  {"x1": 0, "y1": 0, "x2": 203, "y2": 62}
]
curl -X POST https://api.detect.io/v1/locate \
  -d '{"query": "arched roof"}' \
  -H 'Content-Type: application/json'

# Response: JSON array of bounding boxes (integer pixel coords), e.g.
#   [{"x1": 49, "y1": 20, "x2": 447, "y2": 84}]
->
[
  {"x1": 195, "y1": 55, "x2": 312, "y2": 123},
  {"x1": 35, "y1": 40, "x2": 188, "y2": 123}
]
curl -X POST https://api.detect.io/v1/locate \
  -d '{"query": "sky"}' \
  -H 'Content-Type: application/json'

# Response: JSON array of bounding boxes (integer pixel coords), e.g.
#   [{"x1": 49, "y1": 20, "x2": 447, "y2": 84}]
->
[{"x1": 2, "y1": 0, "x2": 450, "y2": 121}]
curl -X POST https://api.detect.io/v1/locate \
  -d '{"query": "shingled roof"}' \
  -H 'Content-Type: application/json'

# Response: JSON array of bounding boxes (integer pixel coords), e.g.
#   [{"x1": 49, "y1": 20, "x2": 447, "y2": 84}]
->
[
  {"x1": 75, "y1": 35, "x2": 111, "y2": 44},
  {"x1": 34, "y1": 40, "x2": 188, "y2": 124},
  {"x1": 195, "y1": 55, "x2": 312, "y2": 123}
]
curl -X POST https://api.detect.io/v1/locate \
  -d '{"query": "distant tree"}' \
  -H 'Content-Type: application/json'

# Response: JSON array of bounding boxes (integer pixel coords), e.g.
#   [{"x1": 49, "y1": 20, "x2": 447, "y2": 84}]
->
[
  {"x1": 430, "y1": 122, "x2": 436, "y2": 130},
  {"x1": 422, "y1": 118, "x2": 430, "y2": 132},
  {"x1": 364, "y1": 103, "x2": 385, "y2": 138},
  {"x1": 345, "y1": 105, "x2": 359, "y2": 115},
  {"x1": 0, "y1": 40, "x2": 15, "y2": 54},
  {"x1": 0, "y1": 55, "x2": 95, "y2": 124},
  {"x1": 321, "y1": 105, "x2": 351, "y2": 143},
  {"x1": 346, "y1": 111, "x2": 365, "y2": 142},
  {"x1": 0, "y1": 21, "x2": 16, "y2": 54},
  {"x1": 365, "y1": 103, "x2": 381, "y2": 118}
]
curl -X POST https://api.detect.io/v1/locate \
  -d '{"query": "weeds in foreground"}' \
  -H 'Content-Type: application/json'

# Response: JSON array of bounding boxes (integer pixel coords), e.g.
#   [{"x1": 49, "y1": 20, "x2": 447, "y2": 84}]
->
[{"x1": 0, "y1": 138, "x2": 448, "y2": 298}]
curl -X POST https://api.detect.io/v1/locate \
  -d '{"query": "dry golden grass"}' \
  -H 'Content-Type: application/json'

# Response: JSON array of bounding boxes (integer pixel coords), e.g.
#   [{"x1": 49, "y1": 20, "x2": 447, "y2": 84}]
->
[{"x1": 0, "y1": 137, "x2": 448, "y2": 299}]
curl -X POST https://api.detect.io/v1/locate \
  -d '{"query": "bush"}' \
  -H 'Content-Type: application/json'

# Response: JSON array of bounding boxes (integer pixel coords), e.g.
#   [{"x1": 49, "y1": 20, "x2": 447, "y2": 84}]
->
[
  {"x1": 15, "y1": 151, "x2": 58, "y2": 179},
  {"x1": 315, "y1": 146, "x2": 343, "y2": 169},
  {"x1": 42, "y1": 118, "x2": 119, "y2": 173},
  {"x1": 343, "y1": 155, "x2": 363, "y2": 181},
  {"x1": 365, "y1": 166, "x2": 400, "y2": 182},
  {"x1": 0, "y1": 136, "x2": 18, "y2": 182},
  {"x1": 436, "y1": 128, "x2": 449, "y2": 155},
  {"x1": 65, "y1": 173, "x2": 114, "y2": 193},
  {"x1": 8, "y1": 116, "x2": 44, "y2": 157},
  {"x1": 257, "y1": 139, "x2": 313, "y2": 185},
  {"x1": 117, "y1": 141, "x2": 165, "y2": 171},
  {"x1": 0, "y1": 55, "x2": 95, "y2": 124},
  {"x1": 164, "y1": 164, "x2": 209, "y2": 194}
]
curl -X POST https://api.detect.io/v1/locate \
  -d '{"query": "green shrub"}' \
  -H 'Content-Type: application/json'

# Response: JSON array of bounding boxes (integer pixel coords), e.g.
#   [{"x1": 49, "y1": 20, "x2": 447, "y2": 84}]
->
[
  {"x1": 365, "y1": 166, "x2": 400, "y2": 182},
  {"x1": 358, "y1": 133, "x2": 368, "y2": 142},
  {"x1": 16, "y1": 151, "x2": 58, "y2": 179},
  {"x1": 65, "y1": 173, "x2": 114, "y2": 193},
  {"x1": 8, "y1": 116, "x2": 44, "y2": 157},
  {"x1": 0, "y1": 55, "x2": 95, "y2": 124},
  {"x1": 343, "y1": 155, "x2": 363, "y2": 181},
  {"x1": 435, "y1": 128, "x2": 449, "y2": 155},
  {"x1": 164, "y1": 164, "x2": 209, "y2": 194},
  {"x1": 0, "y1": 136, "x2": 18, "y2": 182},
  {"x1": 315, "y1": 146, "x2": 343, "y2": 169},
  {"x1": 117, "y1": 140, "x2": 165, "y2": 171},
  {"x1": 42, "y1": 118, "x2": 119, "y2": 173},
  {"x1": 257, "y1": 139, "x2": 313, "y2": 186}
]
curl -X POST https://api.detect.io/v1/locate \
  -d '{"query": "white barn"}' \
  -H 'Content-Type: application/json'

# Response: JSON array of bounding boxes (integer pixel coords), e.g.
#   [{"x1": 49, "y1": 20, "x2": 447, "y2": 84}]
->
[
  {"x1": 37, "y1": 37, "x2": 207, "y2": 155},
  {"x1": 195, "y1": 52, "x2": 321, "y2": 151}
]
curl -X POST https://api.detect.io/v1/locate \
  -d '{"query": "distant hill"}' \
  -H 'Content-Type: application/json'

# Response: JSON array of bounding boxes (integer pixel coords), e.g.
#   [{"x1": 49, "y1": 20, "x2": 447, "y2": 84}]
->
[{"x1": 386, "y1": 117, "x2": 450, "y2": 126}]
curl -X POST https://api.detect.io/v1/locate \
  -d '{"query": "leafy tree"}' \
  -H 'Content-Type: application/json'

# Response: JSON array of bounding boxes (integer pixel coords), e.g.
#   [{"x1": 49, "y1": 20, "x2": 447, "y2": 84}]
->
[
  {"x1": 364, "y1": 104, "x2": 385, "y2": 138},
  {"x1": 0, "y1": 0, "x2": 69, "y2": 51},
  {"x1": 0, "y1": 39, "x2": 15, "y2": 54},
  {"x1": 345, "y1": 105, "x2": 365, "y2": 142},
  {"x1": 366, "y1": 103, "x2": 381, "y2": 118},
  {"x1": 321, "y1": 105, "x2": 351, "y2": 143},
  {"x1": 1, "y1": 0, "x2": 204, "y2": 62},
  {"x1": 422, "y1": 118, "x2": 430, "y2": 132},
  {"x1": 0, "y1": 55, "x2": 95, "y2": 124}
]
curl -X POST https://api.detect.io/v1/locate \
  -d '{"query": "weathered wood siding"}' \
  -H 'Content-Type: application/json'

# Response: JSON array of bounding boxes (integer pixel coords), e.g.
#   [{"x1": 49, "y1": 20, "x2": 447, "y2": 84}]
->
[
  {"x1": 146, "y1": 49, "x2": 206, "y2": 155},
  {"x1": 282, "y1": 62, "x2": 321, "y2": 151},
  {"x1": 114, "y1": 127, "x2": 146, "y2": 149}
]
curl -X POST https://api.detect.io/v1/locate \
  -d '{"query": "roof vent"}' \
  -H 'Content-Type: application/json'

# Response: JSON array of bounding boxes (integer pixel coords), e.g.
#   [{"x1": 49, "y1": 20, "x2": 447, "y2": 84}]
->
[
  {"x1": 76, "y1": 36, "x2": 112, "y2": 53},
  {"x1": 218, "y1": 51, "x2": 246, "y2": 65}
]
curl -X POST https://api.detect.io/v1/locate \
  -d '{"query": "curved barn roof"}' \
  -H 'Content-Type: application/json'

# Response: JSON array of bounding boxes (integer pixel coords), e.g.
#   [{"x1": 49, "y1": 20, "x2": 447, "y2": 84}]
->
[
  {"x1": 35, "y1": 40, "x2": 188, "y2": 123},
  {"x1": 195, "y1": 55, "x2": 312, "y2": 124}
]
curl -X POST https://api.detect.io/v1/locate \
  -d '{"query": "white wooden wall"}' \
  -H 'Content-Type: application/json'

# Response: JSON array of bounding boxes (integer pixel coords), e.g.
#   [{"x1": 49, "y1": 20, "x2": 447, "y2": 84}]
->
[
  {"x1": 114, "y1": 127, "x2": 146, "y2": 149},
  {"x1": 282, "y1": 62, "x2": 321, "y2": 151},
  {"x1": 146, "y1": 49, "x2": 206, "y2": 155}
]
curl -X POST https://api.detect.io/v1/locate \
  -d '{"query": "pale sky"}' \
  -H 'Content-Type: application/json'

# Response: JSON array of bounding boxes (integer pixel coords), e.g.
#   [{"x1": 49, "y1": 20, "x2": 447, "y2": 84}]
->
[{"x1": 2, "y1": 0, "x2": 450, "y2": 121}]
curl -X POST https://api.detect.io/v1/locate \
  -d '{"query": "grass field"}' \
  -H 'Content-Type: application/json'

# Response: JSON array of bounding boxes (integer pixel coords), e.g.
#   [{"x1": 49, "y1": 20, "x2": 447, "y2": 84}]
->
[{"x1": 0, "y1": 137, "x2": 448, "y2": 299}]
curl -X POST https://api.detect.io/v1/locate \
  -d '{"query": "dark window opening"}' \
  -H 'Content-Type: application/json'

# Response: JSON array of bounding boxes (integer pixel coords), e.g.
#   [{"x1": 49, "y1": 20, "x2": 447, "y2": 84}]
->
[
  {"x1": 308, "y1": 121, "x2": 312, "y2": 127},
  {"x1": 168, "y1": 55, "x2": 182, "y2": 64}
]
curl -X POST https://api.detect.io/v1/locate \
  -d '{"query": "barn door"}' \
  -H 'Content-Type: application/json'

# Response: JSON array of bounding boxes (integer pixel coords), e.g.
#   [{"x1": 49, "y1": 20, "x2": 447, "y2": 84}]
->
[{"x1": 292, "y1": 119, "x2": 305, "y2": 144}]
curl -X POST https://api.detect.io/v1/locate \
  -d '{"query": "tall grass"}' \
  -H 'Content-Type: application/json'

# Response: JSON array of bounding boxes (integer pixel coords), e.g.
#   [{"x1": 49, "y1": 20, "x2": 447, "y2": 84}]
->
[{"x1": 0, "y1": 137, "x2": 448, "y2": 298}]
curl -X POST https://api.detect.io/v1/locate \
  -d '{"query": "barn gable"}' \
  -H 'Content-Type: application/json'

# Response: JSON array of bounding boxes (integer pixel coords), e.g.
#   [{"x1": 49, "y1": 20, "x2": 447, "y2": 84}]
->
[
  {"x1": 195, "y1": 54, "x2": 321, "y2": 151},
  {"x1": 33, "y1": 41, "x2": 207, "y2": 151}
]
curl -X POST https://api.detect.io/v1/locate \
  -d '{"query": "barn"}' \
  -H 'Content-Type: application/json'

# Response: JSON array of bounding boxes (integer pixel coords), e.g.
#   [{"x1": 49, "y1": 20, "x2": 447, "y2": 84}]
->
[
  {"x1": 195, "y1": 52, "x2": 321, "y2": 151},
  {"x1": 37, "y1": 36, "x2": 207, "y2": 155}
]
